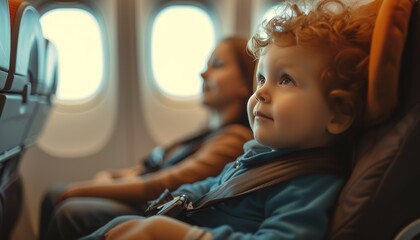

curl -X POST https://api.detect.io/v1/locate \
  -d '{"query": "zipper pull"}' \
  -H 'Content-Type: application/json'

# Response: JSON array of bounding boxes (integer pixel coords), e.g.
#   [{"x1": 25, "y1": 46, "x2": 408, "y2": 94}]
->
[{"x1": 233, "y1": 160, "x2": 241, "y2": 169}]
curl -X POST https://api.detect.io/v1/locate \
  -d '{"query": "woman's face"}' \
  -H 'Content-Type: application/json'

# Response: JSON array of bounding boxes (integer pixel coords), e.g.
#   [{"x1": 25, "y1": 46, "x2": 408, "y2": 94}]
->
[{"x1": 200, "y1": 42, "x2": 250, "y2": 110}]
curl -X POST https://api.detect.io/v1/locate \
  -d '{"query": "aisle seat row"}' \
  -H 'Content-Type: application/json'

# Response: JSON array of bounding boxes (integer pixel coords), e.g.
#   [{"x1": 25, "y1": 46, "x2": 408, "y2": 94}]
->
[{"x1": 0, "y1": 0, "x2": 58, "y2": 238}]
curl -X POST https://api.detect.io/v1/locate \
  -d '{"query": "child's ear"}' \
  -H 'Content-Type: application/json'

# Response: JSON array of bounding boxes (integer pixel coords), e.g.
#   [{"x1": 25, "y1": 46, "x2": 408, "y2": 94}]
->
[{"x1": 326, "y1": 90, "x2": 356, "y2": 135}]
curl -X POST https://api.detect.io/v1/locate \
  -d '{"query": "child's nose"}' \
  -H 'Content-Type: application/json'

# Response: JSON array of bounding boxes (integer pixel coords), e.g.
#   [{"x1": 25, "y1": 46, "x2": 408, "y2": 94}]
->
[{"x1": 255, "y1": 87, "x2": 270, "y2": 103}]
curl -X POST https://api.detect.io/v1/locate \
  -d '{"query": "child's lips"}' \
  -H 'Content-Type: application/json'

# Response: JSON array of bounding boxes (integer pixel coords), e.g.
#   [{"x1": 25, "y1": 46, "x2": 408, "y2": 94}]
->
[{"x1": 254, "y1": 110, "x2": 273, "y2": 121}]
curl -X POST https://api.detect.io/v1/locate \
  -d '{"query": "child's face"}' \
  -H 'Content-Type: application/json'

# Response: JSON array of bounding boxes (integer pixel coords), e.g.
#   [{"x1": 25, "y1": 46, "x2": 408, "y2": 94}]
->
[{"x1": 247, "y1": 44, "x2": 334, "y2": 149}]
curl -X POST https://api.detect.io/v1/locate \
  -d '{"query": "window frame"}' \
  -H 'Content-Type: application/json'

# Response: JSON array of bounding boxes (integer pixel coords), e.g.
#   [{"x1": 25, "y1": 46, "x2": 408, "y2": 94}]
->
[
  {"x1": 35, "y1": 1, "x2": 118, "y2": 158},
  {"x1": 38, "y1": 2, "x2": 110, "y2": 111},
  {"x1": 145, "y1": 1, "x2": 220, "y2": 107}
]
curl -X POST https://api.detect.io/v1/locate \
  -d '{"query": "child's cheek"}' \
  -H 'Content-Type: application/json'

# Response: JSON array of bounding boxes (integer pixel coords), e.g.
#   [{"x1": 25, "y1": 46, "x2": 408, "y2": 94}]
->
[
  {"x1": 246, "y1": 94, "x2": 258, "y2": 126},
  {"x1": 273, "y1": 101, "x2": 302, "y2": 140}
]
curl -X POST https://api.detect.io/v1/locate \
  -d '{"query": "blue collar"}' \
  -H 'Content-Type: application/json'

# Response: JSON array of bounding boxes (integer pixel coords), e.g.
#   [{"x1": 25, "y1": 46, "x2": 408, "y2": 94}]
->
[{"x1": 239, "y1": 140, "x2": 298, "y2": 167}]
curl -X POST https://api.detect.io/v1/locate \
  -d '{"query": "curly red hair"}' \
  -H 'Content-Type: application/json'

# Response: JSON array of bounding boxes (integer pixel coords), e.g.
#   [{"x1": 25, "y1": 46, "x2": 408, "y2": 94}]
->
[{"x1": 248, "y1": 0, "x2": 381, "y2": 126}]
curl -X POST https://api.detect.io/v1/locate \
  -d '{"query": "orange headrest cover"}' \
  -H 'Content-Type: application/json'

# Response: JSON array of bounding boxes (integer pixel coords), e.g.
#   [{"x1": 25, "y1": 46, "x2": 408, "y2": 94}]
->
[{"x1": 364, "y1": 0, "x2": 415, "y2": 125}]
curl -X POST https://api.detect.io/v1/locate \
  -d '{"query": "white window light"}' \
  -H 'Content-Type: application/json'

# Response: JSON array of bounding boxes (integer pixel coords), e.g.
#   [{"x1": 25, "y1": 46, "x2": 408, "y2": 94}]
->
[
  {"x1": 151, "y1": 5, "x2": 215, "y2": 98},
  {"x1": 262, "y1": 5, "x2": 277, "y2": 24},
  {"x1": 41, "y1": 8, "x2": 104, "y2": 102}
]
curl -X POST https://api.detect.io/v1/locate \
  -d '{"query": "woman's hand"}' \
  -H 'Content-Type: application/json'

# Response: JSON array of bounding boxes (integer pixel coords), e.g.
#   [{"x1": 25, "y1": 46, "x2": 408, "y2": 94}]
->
[
  {"x1": 105, "y1": 216, "x2": 193, "y2": 240},
  {"x1": 57, "y1": 181, "x2": 96, "y2": 203},
  {"x1": 94, "y1": 166, "x2": 143, "y2": 182},
  {"x1": 57, "y1": 177, "x2": 147, "y2": 204}
]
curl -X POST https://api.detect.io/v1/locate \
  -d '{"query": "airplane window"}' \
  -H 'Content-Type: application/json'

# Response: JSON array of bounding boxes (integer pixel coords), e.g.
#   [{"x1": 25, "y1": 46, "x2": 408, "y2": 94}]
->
[
  {"x1": 151, "y1": 5, "x2": 216, "y2": 98},
  {"x1": 40, "y1": 8, "x2": 104, "y2": 102}
]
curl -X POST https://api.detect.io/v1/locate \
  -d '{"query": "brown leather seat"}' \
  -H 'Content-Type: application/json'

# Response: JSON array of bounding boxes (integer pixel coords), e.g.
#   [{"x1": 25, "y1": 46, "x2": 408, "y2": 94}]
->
[{"x1": 328, "y1": 0, "x2": 420, "y2": 239}]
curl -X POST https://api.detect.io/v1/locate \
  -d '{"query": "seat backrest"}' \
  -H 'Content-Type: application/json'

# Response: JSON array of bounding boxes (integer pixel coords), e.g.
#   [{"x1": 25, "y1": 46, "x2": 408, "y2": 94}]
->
[
  {"x1": 0, "y1": 1, "x2": 51, "y2": 238},
  {"x1": 0, "y1": 0, "x2": 45, "y2": 157},
  {"x1": 5, "y1": 0, "x2": 45, "y2": 92},
  {"x1": 0, "y1": 0, "x2": 10, "y2": 84},
  {"x1": 35, "y1": 39, "x2": 58, "y2": 97},
  {"x1": 0, "y1": 0, "x2": 11, "y2": 237},
  {"x1": 328, "y1": 0, "x2": 420, "y2": 239},
  {"x1": 23, "y1": 39, "x2": 58, "y2": 146}
]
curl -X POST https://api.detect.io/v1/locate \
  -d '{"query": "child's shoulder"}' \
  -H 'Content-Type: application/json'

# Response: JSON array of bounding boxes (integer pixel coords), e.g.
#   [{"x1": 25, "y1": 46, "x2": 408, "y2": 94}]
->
[
  {"x1": 267, "y1": 173, "x2": 345, "y2": 205},
  {"x1": 288, "y1": 173, "x2": 345, "y2": 190}
]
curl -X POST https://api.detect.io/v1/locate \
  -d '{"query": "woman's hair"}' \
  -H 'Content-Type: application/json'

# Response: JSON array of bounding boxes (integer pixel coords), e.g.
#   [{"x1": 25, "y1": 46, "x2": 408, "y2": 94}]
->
[
  {"x1": 248, "y1": 0, "x2": 381, "y2": 127},
  {"x1": 222, "y1": 37, "x2": 256, "y2": 128}
]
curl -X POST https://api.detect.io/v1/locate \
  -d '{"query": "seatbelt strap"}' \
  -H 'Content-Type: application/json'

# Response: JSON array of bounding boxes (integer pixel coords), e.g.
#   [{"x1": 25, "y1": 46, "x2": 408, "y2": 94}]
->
[{"x1": 189, "y1": 148, "x2": 344, "y2": 212}]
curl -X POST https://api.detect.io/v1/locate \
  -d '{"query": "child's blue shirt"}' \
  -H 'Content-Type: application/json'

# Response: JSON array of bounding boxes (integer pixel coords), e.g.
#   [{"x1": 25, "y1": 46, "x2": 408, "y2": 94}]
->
[{"x1": 174, "y1": 139, "x2": 345, "y2": 240}]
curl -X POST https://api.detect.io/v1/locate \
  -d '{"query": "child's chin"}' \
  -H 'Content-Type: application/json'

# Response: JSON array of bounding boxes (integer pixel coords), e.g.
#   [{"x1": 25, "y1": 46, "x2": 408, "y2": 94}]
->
[{"x1": 254, "y1": 138, "x2": 275, "y2": 149}]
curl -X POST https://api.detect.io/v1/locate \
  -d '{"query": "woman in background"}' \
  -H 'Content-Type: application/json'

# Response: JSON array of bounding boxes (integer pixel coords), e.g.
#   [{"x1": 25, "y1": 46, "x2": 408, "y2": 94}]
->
[{"x1": 40, "y1": 36, "x2": 256, "y2": 240}]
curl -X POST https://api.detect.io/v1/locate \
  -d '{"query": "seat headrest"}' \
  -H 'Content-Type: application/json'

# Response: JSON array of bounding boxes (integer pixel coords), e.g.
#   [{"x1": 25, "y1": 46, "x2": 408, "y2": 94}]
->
[
  {"x1": 41, "y1": 40, "x2": 58, "y2": 96},
  {"x1": 4, "y1": 0, "x2": 45, "y2": 92},
  {"x1": 364, "y1": 0, "x2": 415, "y2": 125},
  {"x1": 328, "y1": 0, "x2": 420, "y2": 239}
]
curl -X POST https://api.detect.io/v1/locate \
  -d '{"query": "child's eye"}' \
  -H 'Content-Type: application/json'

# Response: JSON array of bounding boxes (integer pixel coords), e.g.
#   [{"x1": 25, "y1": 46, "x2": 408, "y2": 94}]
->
[
  {"x1": 256, "y1": 74, "x2": 266, "y2": 86},
  {"x1": 278, "y1": 74, "x2": 295, "y2": 86}
]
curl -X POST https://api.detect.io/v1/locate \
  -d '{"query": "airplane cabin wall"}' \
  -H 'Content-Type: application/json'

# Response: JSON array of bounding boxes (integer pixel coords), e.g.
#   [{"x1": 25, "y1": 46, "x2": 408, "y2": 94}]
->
[
  {"x1": 13, "y1": 0, "x2": 272, "y2": 238},
  {"x1": 16, "y1": 0, "x2": 145, "y2": 237}
]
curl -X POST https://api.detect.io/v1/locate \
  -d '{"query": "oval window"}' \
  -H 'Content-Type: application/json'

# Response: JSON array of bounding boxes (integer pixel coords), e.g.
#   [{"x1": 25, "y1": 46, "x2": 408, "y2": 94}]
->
[
  {"x1": 41, "y1": 8, "x2": 104, "y2": 102},
  {"x1": 151, "y1": 5, "x2": 216, "y2": 98}
]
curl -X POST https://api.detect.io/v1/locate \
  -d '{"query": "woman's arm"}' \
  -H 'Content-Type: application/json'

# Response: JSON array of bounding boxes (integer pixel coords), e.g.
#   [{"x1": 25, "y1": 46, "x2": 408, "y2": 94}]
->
[
  {"x1": 58, "y1": 125, "x2": 251, "y2": 203},
  {"x1": 138, "y1": 125, "x2": 252, "y2": 200},
  {"x1": 93, "y1": 165, "x2": 143, "y2": 182},
  {"x1": 58, "y1": 177, "x2": 147, "y2": 203}
]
